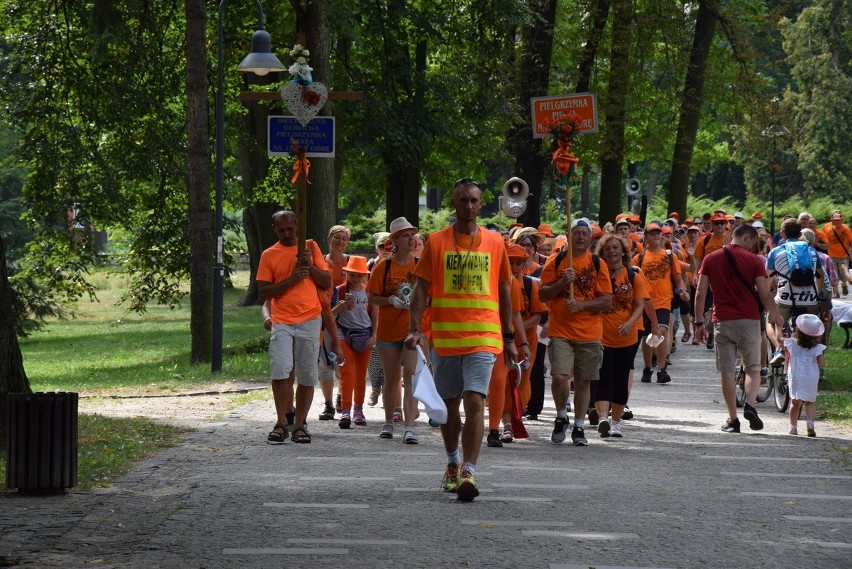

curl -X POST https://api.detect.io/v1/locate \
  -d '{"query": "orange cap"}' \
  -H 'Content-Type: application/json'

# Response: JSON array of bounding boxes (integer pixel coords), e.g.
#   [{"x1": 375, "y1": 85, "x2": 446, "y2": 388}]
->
[{"x1": 506, "y1": 244, "x2": 529, "y2": 259}]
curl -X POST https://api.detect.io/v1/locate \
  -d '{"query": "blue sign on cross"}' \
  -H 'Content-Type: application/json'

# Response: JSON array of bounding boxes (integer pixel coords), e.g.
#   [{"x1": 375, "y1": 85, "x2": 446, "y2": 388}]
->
[{"x1": 268, "y1": 116, "x2": 335, "y2": 157}]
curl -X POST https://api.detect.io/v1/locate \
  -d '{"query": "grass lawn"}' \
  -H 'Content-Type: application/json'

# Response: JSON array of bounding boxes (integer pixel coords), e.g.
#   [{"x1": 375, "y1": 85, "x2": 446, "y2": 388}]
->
[
  {"x1": 820, "y1": 320, "x2": 852, "y2": 426},
  {"x1": 19, "y1": 270, "x2": 270, "y2": 393}
]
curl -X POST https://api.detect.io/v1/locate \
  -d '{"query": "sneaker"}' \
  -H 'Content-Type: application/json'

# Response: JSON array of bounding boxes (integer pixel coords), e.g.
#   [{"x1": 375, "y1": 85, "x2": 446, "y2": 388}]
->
[
  {"x1": 551, "y1": 418, "x2": 568, "y2": 444},
  {"x1": 665, "y1": 355, "x2": 673, "y2": 367},
  {"x1": 455, "y1": 467, "x2": 479, "y2": 501},
  {"x1": 770, "y1": 349, "x2": 785, "y2": 366},
  {"x1": 318, "y1": 403, "x2": 335, "y2": 420},
  {"x1": 571, "y1": 426, "x2": 589, "y2": 446},
  {"x1": 789, "y1": 425, "x2": 798, "y2": 436},
  {"x1": 670, "y1": 342, "x2": 677, "y2": 354},
  {"x1": 428, "y1": 418, "x2": 440, "y2": 428},
  {"x1": 641, "y1": 368, "x2": 653, "y2": 383},
  {"x1": 403, "y1": 428, "x2": 418, "y2": 444},
  {"x1": 587, "y1": 407, "x2": 599, "y2": 425},
  {"x1": 442, "y1": 463, "x2": 460, "y2": 492},
  {"x1": 743, "y1": 403, "x2": 764, "y2": 431},
  {"x1": 379, "y1": 422, "x2": 393, "y2": 439},
  {"x1": 565, "y1": 401, "x2": 572, "y2": 413},
  {"x1": 338, "y1": 412, "x2": 351, "y2": 429},
  {"x1": 335, "y1": 393, "x2": 342, "y2": 413},
  {"x1": 487, "y1": 429, "x2": 503, "y2": 447},
  {"x1": 706, "y1": 334, "x2": 715, "y2": 350},
  {"x1": 760, "y1": 367, "x2": 769, "y2": 378},
  {"x1": 621, "y1": 407, "x2": 633, "y2": 420},
  {"x1": 353, "y1": 409, "x2": 367, "y2": 426},
  {"x1": 598, "y1": 418, "x2": 611, "y2": 438},
  {"x1": 367, "y1": 390, "x2": 380, "y2": 407},
  {"x1": 656, "y1": 369, "x2": 671, "y2": 384},
  {"x1": 721, "y1": 417, "x2": 741, "y2": 433},
  {"x1": 807, "y1": 427, "x2": 816, "y2": 437},
  {"x1": 610, "y1": 420, "x2": 623, "y2": 438}
]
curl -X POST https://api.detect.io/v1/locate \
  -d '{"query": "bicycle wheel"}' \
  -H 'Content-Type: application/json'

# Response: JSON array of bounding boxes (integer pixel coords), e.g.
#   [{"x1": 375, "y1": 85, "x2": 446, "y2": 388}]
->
[
  {"x1": 735, "y1": 366, "x2": 745, "y2": 408},
  {"x1": 773, "y1": 368, "x2": 790, "y2": 412},
  {"x1": 757, "y1": 372, "x2": 774, "y2": 403}
]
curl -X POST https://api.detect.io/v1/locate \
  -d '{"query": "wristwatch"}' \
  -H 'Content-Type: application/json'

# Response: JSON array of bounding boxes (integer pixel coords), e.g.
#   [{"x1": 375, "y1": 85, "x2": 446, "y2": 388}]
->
[
  {"x1": 502, "y1": 331, "x2": 515, "y2": 341},
  {"x1": 694, "y1": 322, "x2": 704, "y2": 326}
]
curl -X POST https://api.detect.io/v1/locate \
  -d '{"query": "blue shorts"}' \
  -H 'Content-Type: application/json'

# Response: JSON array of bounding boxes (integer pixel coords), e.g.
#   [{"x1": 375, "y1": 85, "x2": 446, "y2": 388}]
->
[
  {"x1": 376, "y1": 339, "x2": 405, "y2": 351},
  {"x1": 429, "y1": 350, "x2": 497, "y2": 399}
]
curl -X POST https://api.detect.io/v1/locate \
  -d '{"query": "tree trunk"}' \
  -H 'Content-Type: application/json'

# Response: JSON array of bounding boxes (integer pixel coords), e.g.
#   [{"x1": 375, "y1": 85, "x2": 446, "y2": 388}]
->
[
  {"x1": 667, "y1": 0, "x2": 720, "y2": 218},
  {"x1": 598, "y1": 0, "x2": 633, "y2": 224},
  {"x1": 238, "y1": 202, "x2": 279, "y2": 306},
  {"x1": 185, "y1": 0, "x2": 212, "y2": 364},
  {"x1": 575, "y1": 0, "x2": 611, "y2": 93},
  {"x1": 0, "y1": 232, "x2": 31, "y2": 449},
  {"x1": 305, "y1": 0, "x2": 337, "y2": 245},
  {"x1": 508, "y1": 0, "x2": 558, "y2": 229}
]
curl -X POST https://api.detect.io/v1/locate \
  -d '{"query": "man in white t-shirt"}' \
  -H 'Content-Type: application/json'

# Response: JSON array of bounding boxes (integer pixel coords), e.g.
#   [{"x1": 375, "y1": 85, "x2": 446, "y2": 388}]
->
[{"x1": 765, "y1": 219, "x2": 824, "y2": 364}]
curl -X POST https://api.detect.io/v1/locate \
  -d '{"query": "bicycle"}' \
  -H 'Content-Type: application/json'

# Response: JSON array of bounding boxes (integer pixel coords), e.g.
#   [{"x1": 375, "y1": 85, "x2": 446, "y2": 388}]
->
[{"x1": 734, "y1": 364, "x2": 774, "y2": 407}]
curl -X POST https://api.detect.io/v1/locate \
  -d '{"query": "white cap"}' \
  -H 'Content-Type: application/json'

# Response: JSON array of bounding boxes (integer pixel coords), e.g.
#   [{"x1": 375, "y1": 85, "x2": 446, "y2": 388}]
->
[
  {"x1": 734, "y1": 212, "x2": 744, "y2": 219},
  {"x1": 752, "y1": 220, "x2": 764, "y2": 229}
]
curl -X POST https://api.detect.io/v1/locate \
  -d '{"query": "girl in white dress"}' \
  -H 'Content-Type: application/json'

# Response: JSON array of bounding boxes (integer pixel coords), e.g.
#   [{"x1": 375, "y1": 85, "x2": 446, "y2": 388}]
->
[{"x1": 783, "y1": 314, "x2": 826, "y2": 437}]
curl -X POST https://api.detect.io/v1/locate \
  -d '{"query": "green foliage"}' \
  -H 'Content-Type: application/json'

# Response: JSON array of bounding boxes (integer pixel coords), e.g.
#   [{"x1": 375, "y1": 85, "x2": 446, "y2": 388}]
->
[{"x1": 782, "y1": 0, "x2": 852, "y2": 201}]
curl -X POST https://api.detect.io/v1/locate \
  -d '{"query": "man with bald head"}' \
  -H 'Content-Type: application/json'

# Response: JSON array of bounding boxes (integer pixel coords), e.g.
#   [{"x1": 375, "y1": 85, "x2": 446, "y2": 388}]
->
[
  {"x1": 406, "y1": 179, "x2": 517, "y2": 501},
  {"x1": 257, "y1": 210, "x2": 331, "y2": 444}
]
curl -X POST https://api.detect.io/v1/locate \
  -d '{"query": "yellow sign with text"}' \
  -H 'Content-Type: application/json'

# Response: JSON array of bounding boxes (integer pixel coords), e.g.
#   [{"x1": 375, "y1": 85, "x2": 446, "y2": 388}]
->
[{"x1": 442, "y1": 251, "x2": 492, "y2": 295}]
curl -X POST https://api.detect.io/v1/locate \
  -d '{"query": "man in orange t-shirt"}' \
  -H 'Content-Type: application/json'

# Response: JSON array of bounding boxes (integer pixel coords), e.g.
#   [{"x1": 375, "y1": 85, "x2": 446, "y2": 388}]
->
[
  {"x1": 405, "y1": 179, "x2": 517, "y2": 502},
  {"x1": 539, "y1": 219, "x2": 612, "y2": 447},
  {"x1": 257, "y1": 211, "x2": 331, "y2": 445},
  {"x1": 822, "y1": 211, "x2": 852, "y2": 296}
]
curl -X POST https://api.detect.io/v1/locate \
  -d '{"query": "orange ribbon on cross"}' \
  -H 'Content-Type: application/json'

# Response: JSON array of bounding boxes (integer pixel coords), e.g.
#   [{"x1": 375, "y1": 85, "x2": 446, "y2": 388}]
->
[{"x1": 291, "y1": 156, "x2": 312, "y2": 184}]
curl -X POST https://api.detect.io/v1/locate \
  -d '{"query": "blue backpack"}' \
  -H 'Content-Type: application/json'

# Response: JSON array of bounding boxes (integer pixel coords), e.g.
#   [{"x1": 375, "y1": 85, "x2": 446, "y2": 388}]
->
[{"x1": 783, "y1": 241, "x2": 816, "y2": 287}]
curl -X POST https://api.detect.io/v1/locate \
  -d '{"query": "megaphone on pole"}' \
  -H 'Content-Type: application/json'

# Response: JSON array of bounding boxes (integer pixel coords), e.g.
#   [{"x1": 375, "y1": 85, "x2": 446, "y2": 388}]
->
[
  {"x1": 499, "y1": 176, "x2": 529, "y2": 218},
  {"x1": 625, "y1": 178, "x2": 641, "y2": 196}
]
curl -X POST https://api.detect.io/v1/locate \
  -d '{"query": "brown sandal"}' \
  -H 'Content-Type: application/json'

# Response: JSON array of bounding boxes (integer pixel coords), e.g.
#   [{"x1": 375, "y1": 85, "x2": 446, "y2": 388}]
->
[
  {"x1": 291, "y1": 428, "x2": 311, "y2": 444},
  {"x1": 267, "y1": 423, "x2": 287, "y2": 445}
]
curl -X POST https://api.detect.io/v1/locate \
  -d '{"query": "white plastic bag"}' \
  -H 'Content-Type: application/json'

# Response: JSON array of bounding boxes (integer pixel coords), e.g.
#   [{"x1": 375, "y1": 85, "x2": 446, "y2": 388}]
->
[
  {"x1": 645, "y1": 333, "x2": 665, "y2": 348},
  {"x1": 412, "y1": 346, "x2": 447, "y2": 424}
]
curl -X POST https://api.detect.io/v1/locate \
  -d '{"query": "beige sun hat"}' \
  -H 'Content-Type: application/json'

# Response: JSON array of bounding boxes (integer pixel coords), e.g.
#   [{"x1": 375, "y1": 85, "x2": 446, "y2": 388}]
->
[{"x1": 388, "y1": 216, "x2": 418, "y2": 239}]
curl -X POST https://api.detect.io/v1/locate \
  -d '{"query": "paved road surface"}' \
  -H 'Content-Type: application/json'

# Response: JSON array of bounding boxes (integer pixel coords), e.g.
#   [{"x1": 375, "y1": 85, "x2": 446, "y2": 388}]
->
[{"x1": 2, "y1": 340, "x2": 850, "y2": 568}]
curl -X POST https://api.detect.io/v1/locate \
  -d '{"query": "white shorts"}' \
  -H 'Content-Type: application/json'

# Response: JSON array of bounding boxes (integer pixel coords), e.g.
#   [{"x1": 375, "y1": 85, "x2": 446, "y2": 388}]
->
[{"x1": 269, "y1": 317, "x2": 322, "y2": 386}]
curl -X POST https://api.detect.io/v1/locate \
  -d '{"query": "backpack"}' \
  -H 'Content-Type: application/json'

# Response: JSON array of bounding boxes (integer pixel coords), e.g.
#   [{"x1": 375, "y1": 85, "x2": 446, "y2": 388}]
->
[
  {"x1": 783, "y1": 241, "x2": 816, "y2": 287},
  {"x1": 521, "y1": 274, "x2": 548, "y2": 324}
]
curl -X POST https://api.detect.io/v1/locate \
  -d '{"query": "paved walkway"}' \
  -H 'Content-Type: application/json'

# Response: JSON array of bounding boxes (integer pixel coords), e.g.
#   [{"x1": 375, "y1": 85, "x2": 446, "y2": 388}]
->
[{"x1": 2, "y1": 339, "x2": 850, "y2": 568}]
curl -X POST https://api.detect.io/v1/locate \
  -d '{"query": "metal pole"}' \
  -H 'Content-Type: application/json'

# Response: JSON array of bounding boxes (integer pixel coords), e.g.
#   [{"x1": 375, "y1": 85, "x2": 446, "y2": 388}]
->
[
  {"x1": 213, "y1": 0, "x2": 268, "y2": 372},
  {"x1": 770, "y1": 137, "x2": 776, "y2": 238},
  {"x1": 212, "y1": 2, "x2": 227, "y2": 373}
]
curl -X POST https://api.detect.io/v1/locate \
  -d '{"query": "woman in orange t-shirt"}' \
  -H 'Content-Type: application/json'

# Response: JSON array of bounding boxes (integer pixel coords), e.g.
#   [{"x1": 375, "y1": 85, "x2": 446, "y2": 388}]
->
[
  {"x1": 367, "y1": 217, "x2": 420, "y2": 443},
  {"x1": 596, "y1": 234, "x2": 654, "y2": 438},
  {"x1": 325, "y1": 225, "x2": 351, "y2": 288}
]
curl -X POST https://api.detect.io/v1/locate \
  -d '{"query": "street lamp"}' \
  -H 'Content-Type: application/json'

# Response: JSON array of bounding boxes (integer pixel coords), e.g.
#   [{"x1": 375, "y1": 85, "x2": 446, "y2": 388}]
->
[
  {"x1": 761, "y1": 123, "x2": 789, "y2": 237},
  {"x1": 213, "y1": 0, "x2": 285, "y2": 372}
]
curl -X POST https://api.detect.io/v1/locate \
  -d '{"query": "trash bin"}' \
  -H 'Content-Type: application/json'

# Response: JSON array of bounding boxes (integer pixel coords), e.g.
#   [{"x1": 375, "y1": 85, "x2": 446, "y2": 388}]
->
[{"x1": 5, "y1": 392, "x2": 78, "y2": 493}]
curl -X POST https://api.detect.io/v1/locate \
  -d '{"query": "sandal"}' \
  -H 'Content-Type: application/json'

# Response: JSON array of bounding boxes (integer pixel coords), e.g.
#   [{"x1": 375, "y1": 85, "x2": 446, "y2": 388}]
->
[
  {"x1": 403, "y1": 429, "x2": 418, "y2": 444},
  {"x1": 681, "y1": 333, "x2": 691, "y2": 343},
  {"x1": 291, "y1": 428, "x2": 311, "y2": 444},
  {"x1": 267, "y1": 423, "x2": 287, "y2": 445},
  {"x1": 501, "y1": 429, "x2": 514, "y2": 443}
]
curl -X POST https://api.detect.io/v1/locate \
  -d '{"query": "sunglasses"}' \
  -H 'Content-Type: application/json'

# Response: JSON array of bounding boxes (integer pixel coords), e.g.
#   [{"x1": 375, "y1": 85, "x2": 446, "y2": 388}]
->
[
  {"x1": 713, "y1": 221, "x2": 727, "y2": 226},
  {"x1": 454, "y1": 178, "x2": 480, "y2": 188}
]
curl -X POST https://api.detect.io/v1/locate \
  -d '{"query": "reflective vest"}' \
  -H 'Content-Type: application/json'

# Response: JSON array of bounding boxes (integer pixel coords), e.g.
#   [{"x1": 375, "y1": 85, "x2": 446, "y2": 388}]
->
[{"x1": 427, "y1": 226, "x2": 507, "y2": 356}]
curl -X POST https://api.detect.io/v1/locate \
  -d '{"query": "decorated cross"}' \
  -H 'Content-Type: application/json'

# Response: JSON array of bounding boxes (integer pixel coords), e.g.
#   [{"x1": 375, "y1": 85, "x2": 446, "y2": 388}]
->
[{"x1": 239, "y1": 36, "x2": 363, "y2": 249}]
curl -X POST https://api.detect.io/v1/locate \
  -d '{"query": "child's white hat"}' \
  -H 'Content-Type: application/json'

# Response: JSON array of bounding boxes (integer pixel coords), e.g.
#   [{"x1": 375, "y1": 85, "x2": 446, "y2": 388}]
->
[{"x1": 795, "y1": 313, "x2": 824, "y2": 337}]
